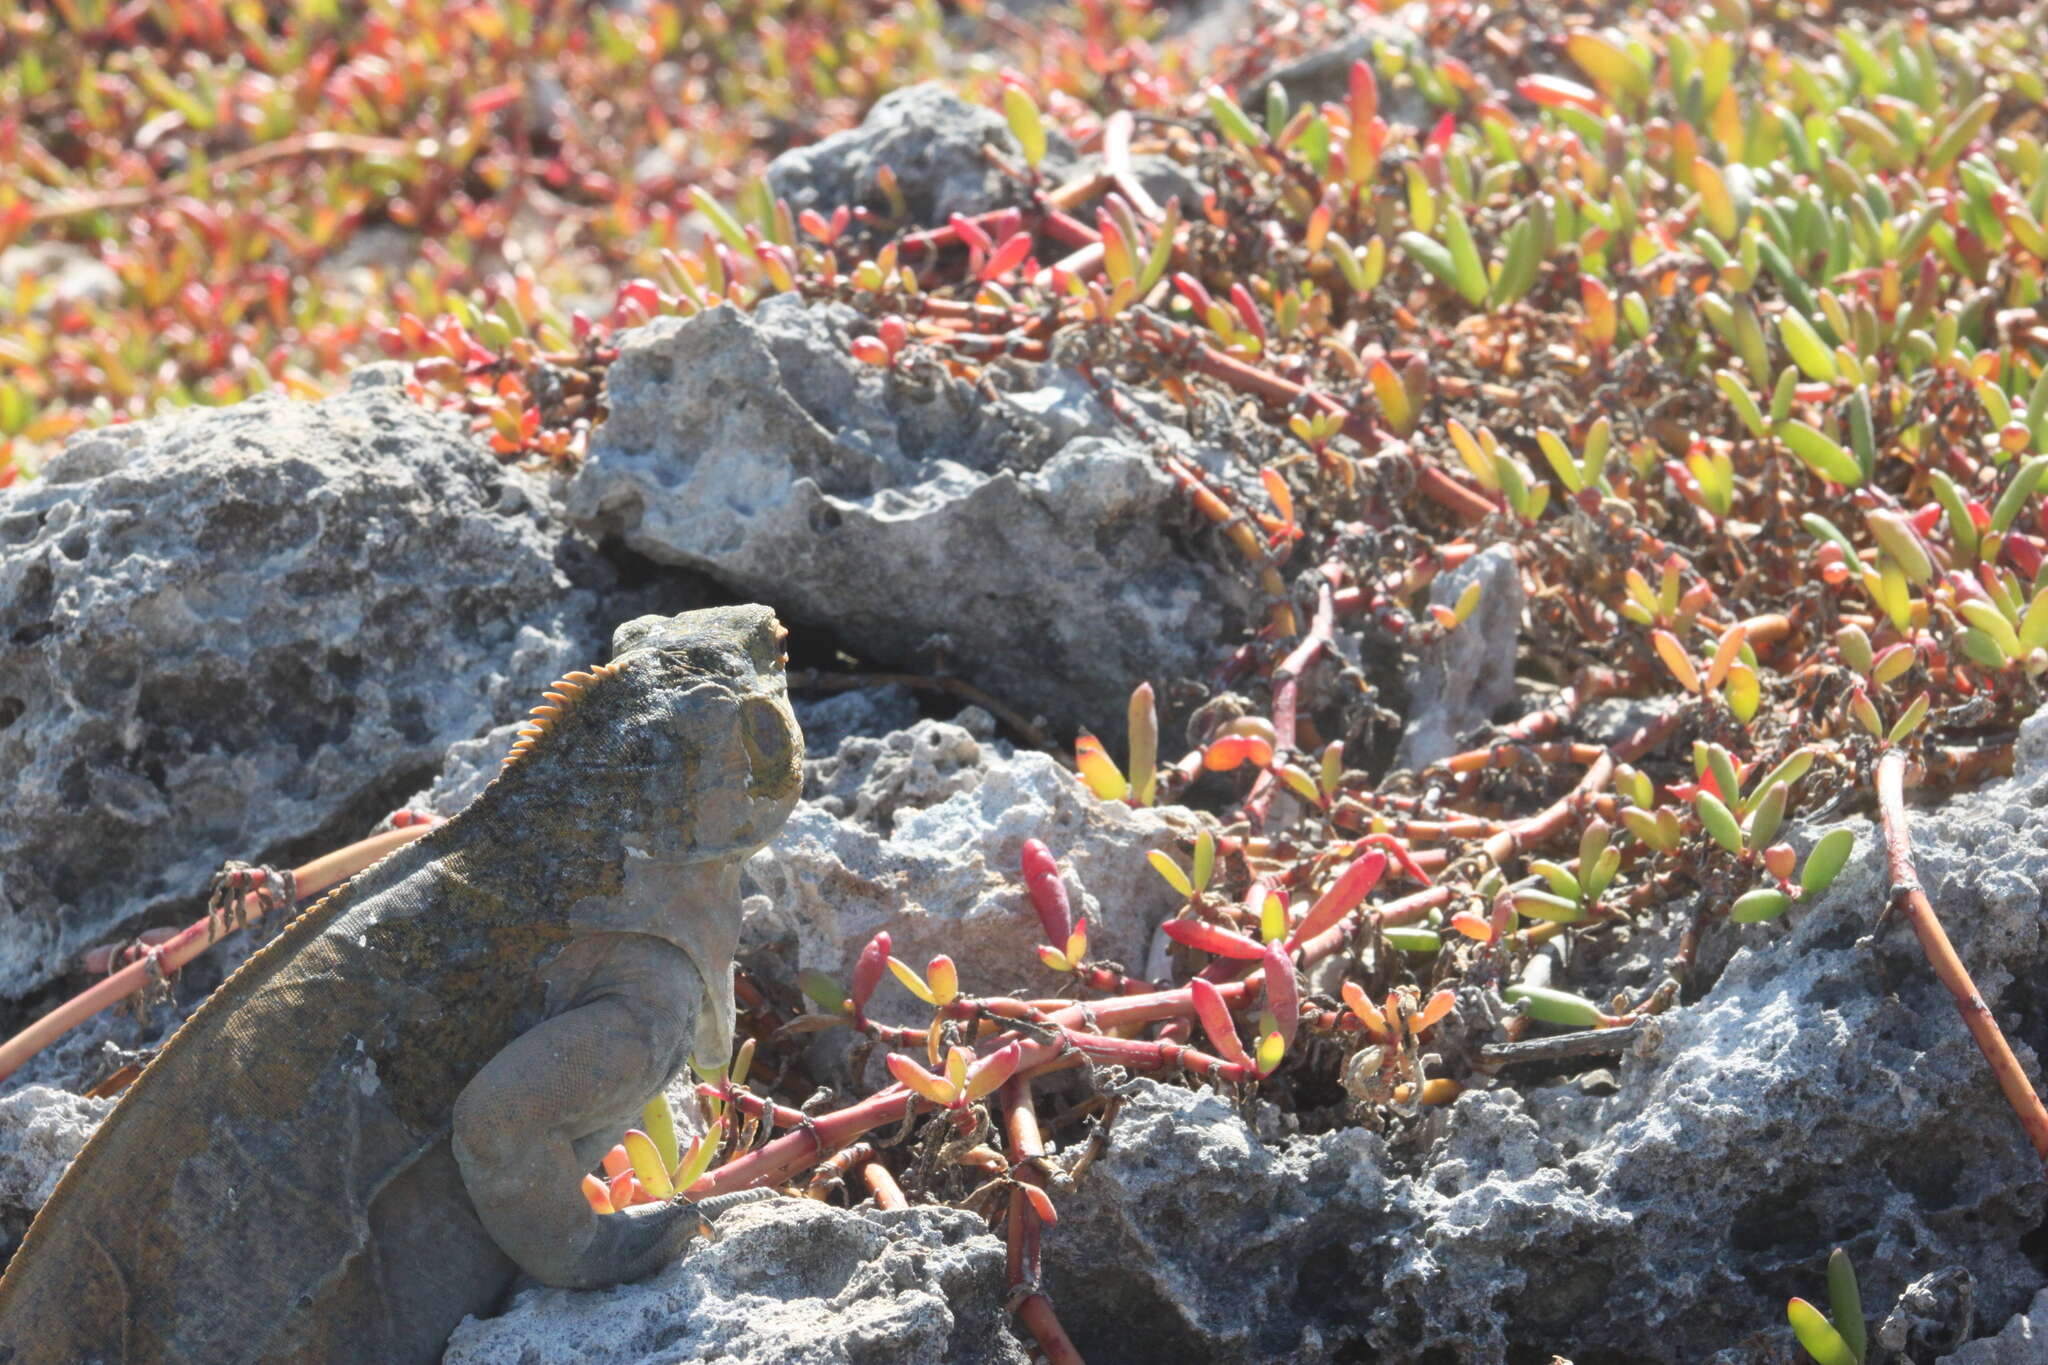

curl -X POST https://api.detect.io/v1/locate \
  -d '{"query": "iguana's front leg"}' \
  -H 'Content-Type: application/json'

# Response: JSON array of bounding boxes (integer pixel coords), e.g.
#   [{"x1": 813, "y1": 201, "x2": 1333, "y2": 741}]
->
[{"x1": 451, "y1": 935, "x2": 715, "y2": 1290}]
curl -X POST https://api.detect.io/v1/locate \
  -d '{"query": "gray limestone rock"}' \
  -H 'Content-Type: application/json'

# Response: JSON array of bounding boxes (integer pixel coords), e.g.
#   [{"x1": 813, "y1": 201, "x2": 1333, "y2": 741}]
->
[
  {"x1": 1038, "y1": 716, "x2": 2048, "y2": 1362},
  {"x1": 1395, "y1": 543, "x2": 1523, "y2": 770},
  {"x1": 1943, "y1": 1287, "x2": 2048, "y2": 1364},
  {"x1": 443, "y1": 1199, "x2": 1026, "y2": 1365},
  {"x1": 0, "y1": 1086, "x2": 111, "y2": 1263},
  {"x1": 743, "y1": 716, "x2": 1195, "y2": 1019},
  {"x1": 765, "y1": 82, "x2": 1074, "y2": 227},
  {"x1": 570, "y1": 296, "x2": 1241, "y2": 735},
  {"x1": 0, "y1": 376, "x2": 600, "y2": 999}
]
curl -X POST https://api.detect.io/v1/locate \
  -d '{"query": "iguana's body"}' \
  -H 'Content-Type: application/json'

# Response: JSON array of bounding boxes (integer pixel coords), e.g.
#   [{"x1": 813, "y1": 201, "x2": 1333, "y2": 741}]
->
[{"x1": 0, "y1": 606, "x2": 803, "y2": 1365}]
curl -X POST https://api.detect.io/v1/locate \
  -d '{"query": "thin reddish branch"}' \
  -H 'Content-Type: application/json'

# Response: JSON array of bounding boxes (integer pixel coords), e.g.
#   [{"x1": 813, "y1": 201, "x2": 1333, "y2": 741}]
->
[
  {"x1": 1134, "y1": 321, "x2": 1499, "y2": 524},
  {"x1": 1876, "y1": 750, "x2": 2048, "y2": 1168},
  {"x1": 1002, "y1": 1076, "x2": 1086, "y2": 1365},
  {"x1": 0, "y1": 823, "x2": 437, "y2": 1084},
  {"x1": 861, "y1": 1160, "x2": 909, "y2": 1210}
]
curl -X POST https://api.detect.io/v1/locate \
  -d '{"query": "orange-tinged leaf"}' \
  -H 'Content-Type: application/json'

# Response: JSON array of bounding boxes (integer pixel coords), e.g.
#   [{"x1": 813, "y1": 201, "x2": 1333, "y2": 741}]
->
[
  {"x1": 582, "y1": 1172, "x2": 616, "y2": 1215},
  {"x1": 887, "y1": 1051, "x2": 959, "y2": 1107},
  {"x1": 1516, "y1": 73, "x2": 1603, "y2": 113},
  {"x1": 608, "y1": 1169, "x2": 638, "y2": 1209},
  {"x1": 1036, "y1": 944, "x2": 1072, "y2": 972},
  {"x1": 1652, "y1": 629, "x2": 1701, "y2": 693},
  {"x1": 1204, "y1": 733, "x2": 1274, "y2": 770},
  {"x1": 964, "y1": 1041, "x2": 1022, "y2": 1102},
  {"x1": 1449, "y1": 911, "x2": 1496, "y2": 942},
  {"x1": 1710, "y1": 83, "x2": 1742, "y2": 160},
  {"x1": 602, "y1": 1144, "x2": 632, "y2": 1179},
  {"x1": 1565, "y1": 30, "x2": 1648, "y2": 101},
  {"x1": 1074, "y1": 730, "x2": 1129, "y2": 799},
  {"x1": 1342, "y1": 980, "x2": 1392, "y2": 1038},
  {"x1": 1582, "y1": 274, "x2": 1617, "y2": 349},
  {"x1": 1393, "y1": 1077, "x2": 1463, "y2": 1106},
  {"x1": 1410, "y1": 989, "x2": 1456, "y2": 1035},
  {"x1": 1021, "y1": 1181, "x2": 1059, "y2": 1225},
  {"x1": 1446, "y1": 419, "x2": 1499, "y2": 491},
  {"x1": 1261, "y1": 466, "x2": 1294, "y2": 526},
  {"x1": 1289, "y1": 851, "x2": 1388, "y2": 948},
  {"x1": 926, "y1": 955, "x2": 958, "y2": 1007},
  {"x1": 1703, "y1": 621, "x2": 1747, "y2": 692},
  {"x1": 1369, "y1": 358, "x2": 1414, "y2": 435}
]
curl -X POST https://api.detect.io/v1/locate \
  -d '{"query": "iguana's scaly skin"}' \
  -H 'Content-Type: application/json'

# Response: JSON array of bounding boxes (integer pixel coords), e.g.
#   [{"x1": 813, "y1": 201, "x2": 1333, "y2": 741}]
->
[{"x1": 0, "y1": 606, "x2": 803, "y2": 1365}]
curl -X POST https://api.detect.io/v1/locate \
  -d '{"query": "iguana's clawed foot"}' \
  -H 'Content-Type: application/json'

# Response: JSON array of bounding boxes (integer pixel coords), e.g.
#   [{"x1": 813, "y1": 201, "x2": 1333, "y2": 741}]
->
[
  {"x1": 206, "y1": 860, "x2": 297, "y2": 942},
  {"x1": 546, "y1": 1188, "x2": 779, "y2": 1288}
]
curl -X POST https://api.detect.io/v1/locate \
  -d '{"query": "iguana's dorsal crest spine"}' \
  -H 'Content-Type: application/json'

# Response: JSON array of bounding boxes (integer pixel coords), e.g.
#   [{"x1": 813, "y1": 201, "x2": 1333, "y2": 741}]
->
[{"x1": 501, "y1": 659, "x2": 626, "y2": 769}]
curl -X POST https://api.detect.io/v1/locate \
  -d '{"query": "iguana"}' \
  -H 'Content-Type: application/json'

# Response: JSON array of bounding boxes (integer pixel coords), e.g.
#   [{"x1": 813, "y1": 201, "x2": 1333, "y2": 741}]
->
[{"x1": 0, "y1": 605, "x2": 805, "y2": 1365}]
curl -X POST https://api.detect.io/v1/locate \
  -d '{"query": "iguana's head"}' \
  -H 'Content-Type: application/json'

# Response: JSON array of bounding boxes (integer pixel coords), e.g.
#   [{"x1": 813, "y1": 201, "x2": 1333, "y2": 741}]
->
[{"x1": 498, "y1": 604, "x2": 804, "y2": 863}]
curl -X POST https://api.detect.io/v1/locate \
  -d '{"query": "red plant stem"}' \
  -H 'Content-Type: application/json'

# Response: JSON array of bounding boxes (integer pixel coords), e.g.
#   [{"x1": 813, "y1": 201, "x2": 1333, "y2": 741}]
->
[
  {"x1": 899, "y1": 206, "x2": 1027, "y2": 254},
  {"x1": 1069, "y1": 962, "x2": 1166, "y2": 995},
  {"x1": 802, "y1": 1142, "x2": 878, "y2": 1198},
  {"x1": 1876, "y1": 750, "x2": 2048, "y2": 1167},
  {"x1": 1135, "y1": 321, "x2": 1499, "y2": 524},
  {"x1": 1003, "y1": 1077, "x2": 1044, "y2": 1286},
  {"x1": 1042, "y1": 209, "x2": 1102, "y2": 248},
  {"x1": 1271, "y1": 583, "x2": 1336, "y2": 752},
  {"x1": 686, "y1": 1023, "x2": 1240, "y2": 1198},
  {"x1": 689, "y1": 1086, "x2": 918, "y2": 1197},
  {"x1": 1043, "y1": 171, "x2": 1112, "y2": 212},
  {"x1": 1001, "y1": 1077, "x2": 1085, "y2": 1365},
  {"x1": 1442, "y1": 741, "x2": 1607, "y2": 775},
  {"x1": 1244, "y1": 581, "x2": 1335, "y2": 827},
  {"x1": 1040, "y1": 241, "x2": 1106, "y2": 284},
  {"x1": 1017, "y1": 1296, "x2": 1087, "y2": 1365},
  {"x1": 861, "y1": 1160, "x2": 909, "y2": 1211},
  {"x1": 0, "y1": 822, "x2": 436, "y2": 1084},
  {"x1": 699, "y1": 1085, "x2": 812, "y2": 1133}
]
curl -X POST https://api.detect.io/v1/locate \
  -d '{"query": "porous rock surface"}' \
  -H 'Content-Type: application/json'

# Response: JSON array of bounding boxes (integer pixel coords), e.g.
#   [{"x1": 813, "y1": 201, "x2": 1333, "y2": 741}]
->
[
  {"x1": 569, "y1": 294, "x2": 1242, "y2": 734},
  {"x1": 764, "y1": 81, "x2": 1073, "y2": 227},
  {"x1": 0, "y1": 368, "x2": 600, "y2": 999},
  {"x1": 1942, "y1": 1287, "x2": 2048, "y2": 1365},
  {"x1": 744, "y1": 712, "x2": 1196, "y2": 1018},
  {"x1": 0, "y1": 1085, "x2": 110, "y2": 1263},
  {"x1": 1040, "y1": 716, "x2": 2048, "y2": 1363},
  {"x1": 443, "y1": 1198, "x2": 1026, "y2": 1365},
  {"x1": 1394, "y1": 542, "x2": 1523, "y2": 771}
]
